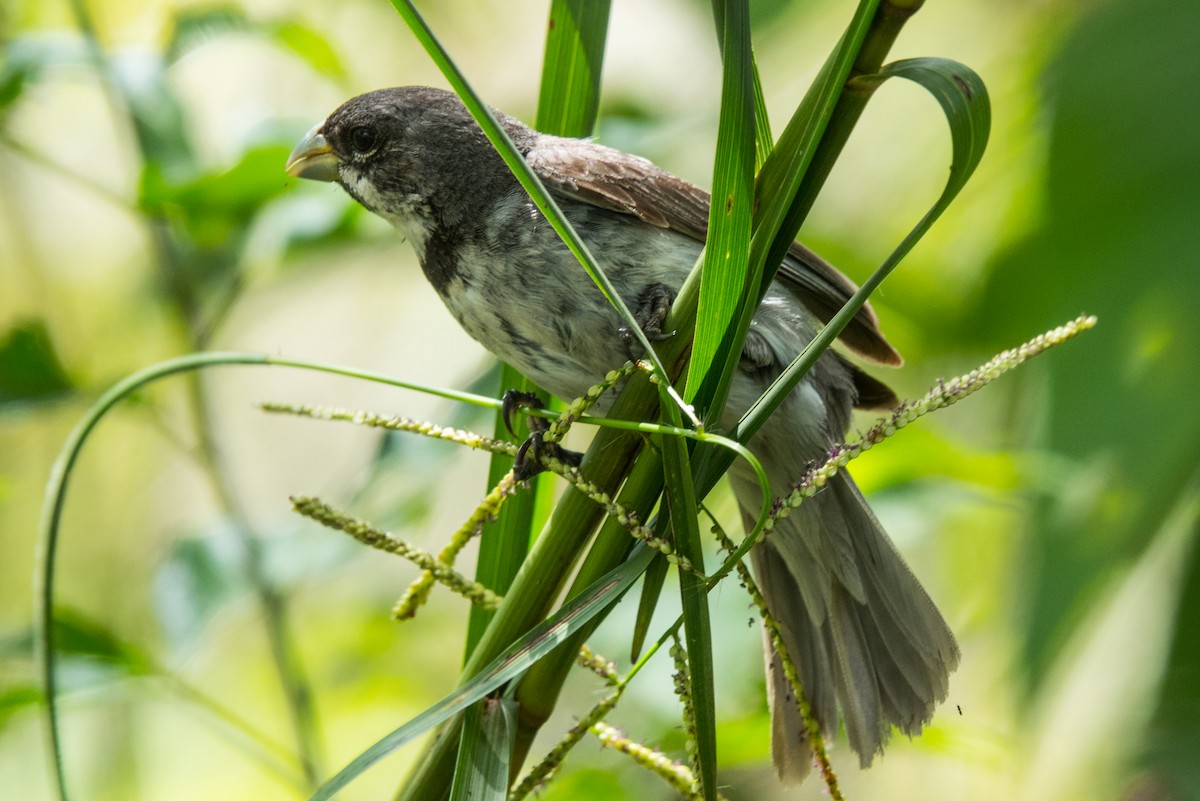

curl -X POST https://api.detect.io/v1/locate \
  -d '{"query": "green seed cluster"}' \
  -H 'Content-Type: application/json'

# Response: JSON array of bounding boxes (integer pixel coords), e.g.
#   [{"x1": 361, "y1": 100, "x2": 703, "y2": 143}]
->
[{"x1": 291, "y1": 495, "x2": 501, "y2": 611}]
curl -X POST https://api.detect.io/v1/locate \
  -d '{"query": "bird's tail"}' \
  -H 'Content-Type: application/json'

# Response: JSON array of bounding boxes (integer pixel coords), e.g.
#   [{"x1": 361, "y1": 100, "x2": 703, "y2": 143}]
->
[{"x1": 736, "y1": 468, "x2": 959, "y2": 783}]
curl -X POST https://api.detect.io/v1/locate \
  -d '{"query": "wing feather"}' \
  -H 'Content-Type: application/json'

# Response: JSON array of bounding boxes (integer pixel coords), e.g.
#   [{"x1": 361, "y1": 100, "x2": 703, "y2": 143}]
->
[{"x1": 526, "y1": 137, "x2": 902, "y2": 365}]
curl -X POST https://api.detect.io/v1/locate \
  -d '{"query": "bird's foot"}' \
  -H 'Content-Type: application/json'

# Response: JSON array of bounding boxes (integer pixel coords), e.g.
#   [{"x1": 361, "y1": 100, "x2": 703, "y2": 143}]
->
[
  {"x1": 619, "y1": 282, "x2": 676, "y2": 361},
  {"x1": 501, "y1": 390, "x2": 583, "y2": 480},
  {"x1": 513, "y1": 430, "x2": 583, "y2": 481}
]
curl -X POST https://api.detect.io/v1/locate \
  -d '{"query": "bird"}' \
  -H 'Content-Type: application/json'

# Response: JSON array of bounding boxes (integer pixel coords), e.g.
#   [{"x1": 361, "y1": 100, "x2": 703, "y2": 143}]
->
[{"x1": 286, "y1": 86, "x2": 959, "y2": 782}]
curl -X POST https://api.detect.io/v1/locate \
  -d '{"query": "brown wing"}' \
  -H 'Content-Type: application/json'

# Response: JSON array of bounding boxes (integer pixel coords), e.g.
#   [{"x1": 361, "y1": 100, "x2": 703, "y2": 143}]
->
[{"x1": 526, "y1": 136, "x2": 902, "y2": 366}]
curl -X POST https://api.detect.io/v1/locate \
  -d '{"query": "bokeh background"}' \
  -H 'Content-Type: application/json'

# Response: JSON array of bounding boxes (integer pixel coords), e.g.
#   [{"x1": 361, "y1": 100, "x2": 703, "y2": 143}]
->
[{"x1": 2, "y1": 0, "x2": 1197, "y2": 799}]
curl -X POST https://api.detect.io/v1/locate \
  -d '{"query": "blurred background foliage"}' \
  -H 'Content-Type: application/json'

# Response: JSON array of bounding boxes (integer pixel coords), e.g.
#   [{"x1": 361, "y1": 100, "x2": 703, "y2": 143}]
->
[{"x1": 1, "y1": 0, "x2": 1197, "y2": 799}]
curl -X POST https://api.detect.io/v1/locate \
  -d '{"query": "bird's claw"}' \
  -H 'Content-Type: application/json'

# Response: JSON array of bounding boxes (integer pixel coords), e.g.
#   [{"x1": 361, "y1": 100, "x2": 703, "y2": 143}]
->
[
  {"x1": 620, "y1": 282, "x2": 676, "y2": 361},
  {"x1": 501, "y1": 389, "x2": 542, "y2": 437},
  {"x1": 501, "y1": 389, "x2": 583, "y2": 480},
  {"x1": 513, "y1": 430, "x2": 583, "y2": 481}
]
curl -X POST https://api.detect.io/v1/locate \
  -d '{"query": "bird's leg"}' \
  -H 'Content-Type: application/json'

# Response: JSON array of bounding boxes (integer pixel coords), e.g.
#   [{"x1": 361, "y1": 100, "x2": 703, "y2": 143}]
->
[
  {"x1": 619, "y1": 282, "x2": 676, "y2": 361},
  {"x1": 500, "y1": 389, "x2": 583, "y2": 481}
]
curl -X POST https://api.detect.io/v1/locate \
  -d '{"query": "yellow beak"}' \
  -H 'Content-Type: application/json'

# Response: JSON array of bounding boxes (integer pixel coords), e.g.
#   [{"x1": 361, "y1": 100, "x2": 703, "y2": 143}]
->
[{"x1": 286, "y1": 123, "x2": 340, "y2": 181}]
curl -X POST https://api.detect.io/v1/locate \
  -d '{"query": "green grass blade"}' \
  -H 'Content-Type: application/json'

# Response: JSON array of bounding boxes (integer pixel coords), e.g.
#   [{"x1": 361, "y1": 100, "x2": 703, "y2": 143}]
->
[
  {"x1": 467, "y1": 364, "x2": 540, "y2": 658},
  {"x1": 658, "y1": 391, "x2": 716, "y2": 801},
  {"x1": 737, "y1": 57, "x2": 991, "y2": 441},
  {"x1": 35, "y1": 352, "x2": 269, "y2": 801},
  {"x1": 690, "y1": 0, "x2": 881, "y2": 421},
  {"x1": 388, "y1": 0, "x2": 675, "y2": 389},
  {"x1": 688, "y1": 0, "x2": 919, "y2": 490},
  {"x1": 510, "y1": 449, "x2": 665, "y2": 766},
  {"x1": 309, "y1": 545, "x2": 655, "y2": 800},
  {"x1": 750, "y1": 53, "x2": 773, "y2": 169},
  {"x1": 449, "y1": 696, "x2": 516, "y2": 801},
  {"x1": 537, "y1": 0, "x2": 612, "y2": 137},
  {"x1": 631, "y1": 548, "x2": 669, "y2": 661},
  {"x1": 685, "y1": 0, "x2": 756, "y2": 417},
  {"x1": 470, "y1": 1, "x2": 612, "y2": 657},
  {"x1": 754, "y1": 0, "x2": 917, "y2": 290}
]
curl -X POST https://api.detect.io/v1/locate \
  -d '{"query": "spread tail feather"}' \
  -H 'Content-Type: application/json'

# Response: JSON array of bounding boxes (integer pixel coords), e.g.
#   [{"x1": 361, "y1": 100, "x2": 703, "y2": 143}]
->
[{"x1": 744, "y1": 471, "x2": 959, "y2": 782}]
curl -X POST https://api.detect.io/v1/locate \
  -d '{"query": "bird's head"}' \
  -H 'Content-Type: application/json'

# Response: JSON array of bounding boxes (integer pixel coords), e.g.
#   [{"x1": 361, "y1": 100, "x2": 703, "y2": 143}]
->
[{"x1": 287, "y1": 86, "x2": 525, "y2": 249}]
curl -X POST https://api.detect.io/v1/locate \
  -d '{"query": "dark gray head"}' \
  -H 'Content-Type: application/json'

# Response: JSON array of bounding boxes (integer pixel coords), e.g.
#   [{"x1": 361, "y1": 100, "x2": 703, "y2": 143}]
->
[{"x1": 287, "y1": 86, "x2": 534, "y2": 248}]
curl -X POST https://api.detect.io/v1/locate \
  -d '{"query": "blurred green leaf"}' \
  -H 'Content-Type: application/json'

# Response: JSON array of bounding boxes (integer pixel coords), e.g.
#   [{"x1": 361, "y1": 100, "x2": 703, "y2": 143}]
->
[
  {"x1": 112, "y1": 52, "x2": 196, "y2": 182},
  {"x1": 1141, "y1": 515, "x2": 1200, "y2": 801},
  {"x1": 167, "y1": 7, "x2": 347, "y2": 80},
  {"x1": 0, "y1": 36, "x2": 91, "y2": 115},
  {"x1": 0, "y1": 685, "x2": 43, "y2": 728},
  {"x1": 154, "y1": 531, "x2": 247, "y2": 652},
  {"x1": 52, "y1": 610, "x2": 151, "y2": 673},
  {"x1": 166, "y1": 6, "x2": 253, "y2": 61},
  {"x1": 975, "y1": 0, "x2": 1200, "y2": 692},
  {"x1": 268, "y1": 21, "x2": 348, "y2": 81},
  {"x1": 0, "y1": 55, "x2": 32, "y2": 112},
  {"x1": 151, "y1": 144, "x2": 292, "y2": 224},
  {"x1": 0, "y1": 320, "x2": 74, "y2": 405},
  {"x1": 535, "y1": 767, "x2": 627, "y2": 801},
  {"x1": 155, "y1": 522, "x2": 361, "y2": 653}
]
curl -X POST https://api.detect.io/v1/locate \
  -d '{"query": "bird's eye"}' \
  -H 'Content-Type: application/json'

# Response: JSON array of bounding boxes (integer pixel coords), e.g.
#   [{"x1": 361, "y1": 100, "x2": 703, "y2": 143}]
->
[{"x1": 348, "y1": 125, "x2": 379, "y2": 154}]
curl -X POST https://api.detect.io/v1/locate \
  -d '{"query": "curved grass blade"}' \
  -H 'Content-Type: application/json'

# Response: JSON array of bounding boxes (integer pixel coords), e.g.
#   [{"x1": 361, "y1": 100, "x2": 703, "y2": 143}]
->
[
  {"x1": 309, "y1": 545, "x2": 655, "y2": 801},
  {"x1": 34, "y1": 350, "x2": 629, "y2": 801},
  {"x1": 35, "y1": 352, "x2": 268, "y2": 801},
  {"x1": 737, "y1": 56, "x2": 991, "y2": 441}
]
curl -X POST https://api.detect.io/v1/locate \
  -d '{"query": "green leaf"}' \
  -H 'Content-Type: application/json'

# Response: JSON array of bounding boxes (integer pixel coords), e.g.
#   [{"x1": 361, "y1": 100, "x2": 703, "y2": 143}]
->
[
  {"x1": 144, "y1": 143, "x2": 294, "y2": 248},
  {"x1": 308, "y1": 545, "x2": 655, "y2": 800},
  {"x1": 112, "y1": 52, "x2": 197, "y2": 182},
  {"x1": 51, "y1": 609, "x2": 153, "y2": 676},
  {"x1": 153, "y1": 531, "x2": 248, "y2": 652},
  {"x1": 536, "y1": 0, "x2": 612, "y2": 138},
  {"x1": 687, "y1": 0, "x2": 886, "y2": 429},
  {"x1": 512, "y1": 449, "x2": 666, "y2": 768},
  {"x1": 1141, "y1": 516, "x2": 1200, "y2": 798},
  {"x1": 0, "y1": 685, "x2": 43, "y2": 728},
  {"x1": 685, "y1": 0, "x2": 756, "y2": 421},
  {"x1": 973, "y1": 0, "x2": 1200, "y2": 696},
  {"x1": 450, "y1": 696, "x2": 517, "y2": 801},
  {"x1": 631, "y1": 549, "x2": 669, "y2": 661},
  {"x1": 0, "y1": 320, "x2": 74, "y2": 405},
  {"x1": 752, "y1": 0, "x2": 883, "y2": 297}
]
